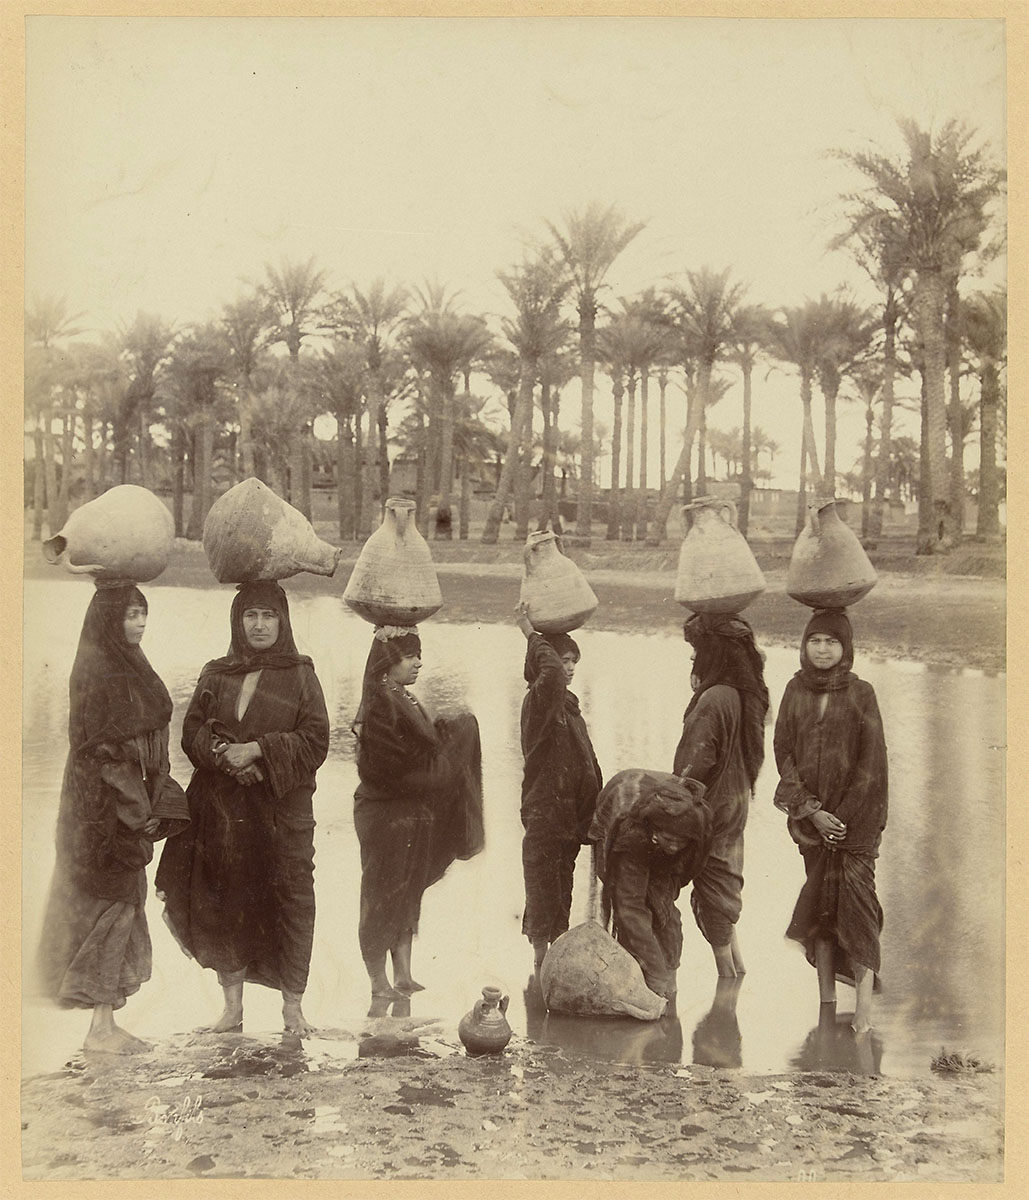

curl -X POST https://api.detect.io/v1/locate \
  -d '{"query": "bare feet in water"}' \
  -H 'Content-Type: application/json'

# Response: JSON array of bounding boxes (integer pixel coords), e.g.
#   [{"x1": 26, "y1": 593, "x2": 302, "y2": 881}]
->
[
  {"x1": 392, "y1": 977, "x2": 425, "y2": 995},
  {"x1": 200, "y1": 1003, "x2": 244, "y2": 1033}
]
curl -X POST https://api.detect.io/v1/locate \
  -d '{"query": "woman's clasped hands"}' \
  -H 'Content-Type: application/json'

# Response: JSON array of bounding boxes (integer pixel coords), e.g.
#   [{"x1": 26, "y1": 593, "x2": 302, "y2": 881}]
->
[
  {"x1": 214, "y1": 739, "x2": 265, "y2": 786},
  {"x1": 810, "y1": 809, "x2": 847, "y2": 848}
]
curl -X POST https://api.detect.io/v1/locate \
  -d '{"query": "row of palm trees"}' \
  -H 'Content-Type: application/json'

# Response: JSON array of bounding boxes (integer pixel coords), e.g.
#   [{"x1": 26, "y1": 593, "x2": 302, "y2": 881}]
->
[{"x1": 25, "y1": 117, "x2": 1005, "y2": 553}]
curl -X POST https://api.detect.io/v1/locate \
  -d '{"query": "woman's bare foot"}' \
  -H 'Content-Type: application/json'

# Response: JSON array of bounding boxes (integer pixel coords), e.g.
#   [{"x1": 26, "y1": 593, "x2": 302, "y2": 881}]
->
[
  {"x1": 712, "y1": 942, "x2": 741, "y2": 977},
  {"x1": 393, "y1": 977, "x2": 425, "y2": 994},
  {"x1": 282, "y1": 997, "x2": 314, "y2": 1037},
  {"x1": 532, "y1": 937, "x2": 550, "y2": 974},
  {"x1": 83, "y1": 1025, "x2": 151, "y2": 1055}
]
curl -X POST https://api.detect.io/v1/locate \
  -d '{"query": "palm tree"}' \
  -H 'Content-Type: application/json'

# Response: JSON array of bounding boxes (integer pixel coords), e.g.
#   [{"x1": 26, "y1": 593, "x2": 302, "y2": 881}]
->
[
  {"x1": 650, "y1": 268, "x2": 745, "y2": 543},
  {"x1": 221, "y1": 293, "x2": 271, "y2": 481},
  {"x1": 331, "y1": 279, "x2": 409, "y2": 537},
  {"x1": 545, "y1": 202, "x2": 646, "y2": 539},
  {"x1": 483, "y1": 252, "x2": 571, "y2": 544},
  {"x1": 303, "y1": 341, "x2": 367, "y2": 539},
  {"x1": 116, "y1": 313, "x2": 176, "y2": 490},
  {"x1": 597, "y1": 315, "x2": 636, "y2": 540},
  {"x1": 809, "y1": 293, "x2": 877, "y2": 493},
  {"x1": 962, "y1": 288, "x2": 1006, "y2": 538},
  {"x1": 260, "y1": 257, "x2": 330, "y2": 518},
  {"x1": 847, "y1": 359, "x2": 884, "y2": 540},
  {"x1": 727, "y1": 304, "x2": 769, "y2": 536},
  {"x1": 834, "y1": 119, "x2": 1005, "y2": 552},
  {"x1": 763, "y1": 303, "x2": 824, "y2": 533}
]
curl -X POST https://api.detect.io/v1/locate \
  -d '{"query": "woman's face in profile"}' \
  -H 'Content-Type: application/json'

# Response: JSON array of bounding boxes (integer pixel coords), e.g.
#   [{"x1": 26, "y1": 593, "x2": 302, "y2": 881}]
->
[
  {"x1": 123, "y1": 603, "x2": 147, "y2": 646},
  {"x1": 242, "y1": 606, "x2": 281, "y2": 650},
  {"x1": 388, "y1": 654, "x2": 421, "y2": 687}
]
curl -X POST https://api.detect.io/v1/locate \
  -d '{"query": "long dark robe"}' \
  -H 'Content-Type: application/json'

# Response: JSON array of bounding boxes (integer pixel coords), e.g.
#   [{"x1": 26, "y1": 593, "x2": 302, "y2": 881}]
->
[
  {"x1": 37, "y1": 586, "x2": 188, "y2": 1009},
  {"x1": 589, "y1": 769, "x2": 711, "y2": 998},
  {"x1": 155, "y1": 660, "x2": 329, "y2": 993},
  {"x1": 773, "y1": 674, "x2": 888, "y2": 984},
  {"x1": 672, "y1": 684, "x2": 751, "y2": 947},
  {"x1": 354, "y1": 681, "x2": 484, "y2": 962},
  {"x1": 519, "y1": 634, "x2": 602, "y2": 941}
]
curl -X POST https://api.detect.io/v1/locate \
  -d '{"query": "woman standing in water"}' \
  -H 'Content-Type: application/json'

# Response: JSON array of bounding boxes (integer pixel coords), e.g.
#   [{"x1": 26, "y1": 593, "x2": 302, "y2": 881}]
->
[
  {"x1": 773, "y1": 608, "x2": 888, "y2": 1034},
  {"x1": 353, "y1": 626, "x2": 484, "y2": 1002},
  {"x1": 672, "y1": 612, "x2": 769, "y2": 978},
  {"x1": 156, "y1": 580, "x2": 329, "y2": 1036},
  {"x1": 515, "y1": 603, "x2": 603, "y2": 973},
  {"x1": 38, "y1": 582, "x2": 188, "y2": 1053}
]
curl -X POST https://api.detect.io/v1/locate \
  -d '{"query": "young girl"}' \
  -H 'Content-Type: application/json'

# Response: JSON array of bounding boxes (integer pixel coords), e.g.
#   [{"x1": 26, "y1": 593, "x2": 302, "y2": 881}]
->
[{"x1": 773, "y1": 608, "x2": 888, "y2": 1034}]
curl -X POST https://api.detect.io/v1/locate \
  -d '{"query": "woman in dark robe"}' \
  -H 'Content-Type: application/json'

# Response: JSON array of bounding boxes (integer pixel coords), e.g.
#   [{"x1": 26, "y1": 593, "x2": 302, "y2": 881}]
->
[
  {"x1": 37, "y1": 582, "x2": 189, "y2": 1054},
  {"x1": 672, "y1": 612, "x2": 769, "y2": 978},
  {"x1": 155, "y1": 580, "x2": 329, "y2": 1036},
  {"x1": 773, "y1": 608, "x2": 888, "y2": 1034},
  {"x1": 589, "y1": 770, "x2": 711, "y2": 1000},
  {"x1": 353, "y1": 626, "x2": 484, "y2": 1002},
  {"x1": 515, "y1": 604, "x2": 603, "y2": 973}
]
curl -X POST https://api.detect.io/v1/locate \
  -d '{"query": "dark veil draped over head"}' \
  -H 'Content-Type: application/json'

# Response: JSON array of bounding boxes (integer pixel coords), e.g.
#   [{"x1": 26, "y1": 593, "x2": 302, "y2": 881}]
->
[
  {"x1": 355, "y1": 627, "x2": 422, "y2": 727},
  {"x1": 796, "y1": 607, "x2": 856, "y2": 693},
  {"x1": 205, "y1": 579, "x2": 312, "y2": 675},
  {"x1": 69, "y1": 582, "x2": 172, "y2": 750},
  {"x1": 682, "y1": 612, "x2": 769, "y2": 791}
]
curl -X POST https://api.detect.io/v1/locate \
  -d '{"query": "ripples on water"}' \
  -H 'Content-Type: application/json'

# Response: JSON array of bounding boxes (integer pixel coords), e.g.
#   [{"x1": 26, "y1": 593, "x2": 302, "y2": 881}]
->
[{"x1": 22, "y1": 581, "x2": 1005, "y2": 1079}]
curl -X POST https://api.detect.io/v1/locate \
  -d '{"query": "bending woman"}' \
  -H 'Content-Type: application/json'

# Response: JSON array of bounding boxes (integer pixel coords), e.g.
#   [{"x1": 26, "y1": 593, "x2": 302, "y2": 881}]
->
[
  {"x1": 590, "y1": 770, "x2": 711, "y2": 1000},
  {"x1": 353, "y1": 626, "x2": 484, "y2": 1001},
  {"x1": 773, "y1": 608, "x2": 888, "y2": 1034},
  {"x1": 156, "y1": 580, "x2": 329, "y2": 1036},
  {"x1": 672, "y1": 612, "x2": 769, "y2": 977},
  {"x1": 37, "y1": 582, "x2": 188, "y2": 1054}
]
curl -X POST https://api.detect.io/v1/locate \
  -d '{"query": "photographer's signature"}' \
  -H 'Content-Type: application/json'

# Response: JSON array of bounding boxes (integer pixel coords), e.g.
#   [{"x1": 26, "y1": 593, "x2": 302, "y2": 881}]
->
[{"x1": 144, "y1": 1095, "x2": 204, "y2": 1140}]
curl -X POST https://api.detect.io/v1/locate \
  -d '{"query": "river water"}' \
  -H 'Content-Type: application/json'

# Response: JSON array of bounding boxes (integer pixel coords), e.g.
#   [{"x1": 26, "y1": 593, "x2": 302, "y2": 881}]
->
[{"x1": 21, "y1": 581, "x2": 1005, "y2": 1080}]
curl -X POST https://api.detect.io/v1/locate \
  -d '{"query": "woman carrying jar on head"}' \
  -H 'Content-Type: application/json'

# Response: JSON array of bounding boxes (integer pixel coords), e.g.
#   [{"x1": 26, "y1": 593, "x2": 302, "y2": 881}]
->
[
  {"x1": 37, "y1": 581, "x2": 189, "y2": 1054},
  {"x1": 155, "y1": 580, "x2": 329, "y2": 1037},
  {"x1": 352, "y1": 626, "x2": 484, "y2": 1003}
]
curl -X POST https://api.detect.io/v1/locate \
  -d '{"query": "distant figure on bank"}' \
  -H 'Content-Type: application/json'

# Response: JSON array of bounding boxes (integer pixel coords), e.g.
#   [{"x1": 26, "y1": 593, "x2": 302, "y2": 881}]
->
[
  {"x1": 37, "y1": 583, "x2": 189, "y2": 1054},
  {"x1": 515, "y1": 603, "x2": 603, "y2": 973},
  {"x1": 773, "y1": 608, "x2": 888, "y2": 1035},
  {"x1": 590, "y1": 769, "x2": 711, "y2": 1000},
  {"x1": 156, "y1": 580, "x2": 329, "y2": 1037},
  {"x1": 352, "y1": 626, "x2": 484, "y2": 1003},
  {"x1": 672, "y1": 612, "x2": 769, "y2": 978}
]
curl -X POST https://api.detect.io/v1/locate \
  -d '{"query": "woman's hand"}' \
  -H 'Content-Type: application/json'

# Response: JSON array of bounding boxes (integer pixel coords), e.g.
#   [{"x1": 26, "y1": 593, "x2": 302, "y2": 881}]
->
[
  {"x1": 810, "y1": 809, "x2": 847, "y2": 846},
  {"x1": 514, "y1": 602, "x2": 536, "y2": 640},
  {"x1": 217, "y1": 742, "x2": 262, "y2": 771},
  {"x1": 233, "y1": 764, "x2": 265, "y2": 786}
]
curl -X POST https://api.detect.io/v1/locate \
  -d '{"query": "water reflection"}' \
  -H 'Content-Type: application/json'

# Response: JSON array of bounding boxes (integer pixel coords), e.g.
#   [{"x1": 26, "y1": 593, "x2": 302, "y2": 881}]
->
[
  {"x1": 790, "y1": 1004, "x2": 883, "y2": 1076},
  {"x1": 22, "y1": 581, "x2": 1004, "y2": 1080}
]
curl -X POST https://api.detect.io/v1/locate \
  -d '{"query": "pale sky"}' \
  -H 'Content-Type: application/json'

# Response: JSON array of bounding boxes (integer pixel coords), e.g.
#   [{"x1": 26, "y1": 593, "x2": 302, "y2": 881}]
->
[{"x1": 24, "y1": 15, "x2": 1006, "y2": 490}]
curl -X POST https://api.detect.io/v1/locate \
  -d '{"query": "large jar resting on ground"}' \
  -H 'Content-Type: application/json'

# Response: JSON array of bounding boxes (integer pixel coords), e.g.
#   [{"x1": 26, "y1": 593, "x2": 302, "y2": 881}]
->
[
  {"x1": 202, "y1": 478, "x2": 341, "y2": 583},
  {"x1": 520, "y1": 530, "x2": 599, "y2": 633},
  {"x1": 539, "y1": 921, "x2": 667, "y2": 1021},
  {"x1": 787, "y1": 497, "x2": 878, "y2": 609},
  {"x1": 674, "y1": 497, "x2": 766, "y2": 615},
  {"x1": 343, "y1": 498, "x2": 443, "y2": 626},
  {"x1": 43, "y1": 485, "x2": 175, "y2": 583}
]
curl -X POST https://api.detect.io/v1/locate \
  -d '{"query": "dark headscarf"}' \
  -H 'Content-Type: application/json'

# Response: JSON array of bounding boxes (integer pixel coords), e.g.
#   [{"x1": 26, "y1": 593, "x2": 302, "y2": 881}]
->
[
  {"x1": 69, "y1": 582, "x2": 172, "y2": 751},
  {"x1": 523, "y1": 630, "x2": 580, "y2": 683},
  {"x1": 355, "y1": 626, "x2": 422, "y2": 728},
  {"x1": 796, "y1": 608, "x2": 856, "y2": 693},
  {"x1": 682, "y1": 612, "x2": 769, "y2": 791},
  {"x1": 204, "y1": 580, "x2": 312, "y2": 675}
]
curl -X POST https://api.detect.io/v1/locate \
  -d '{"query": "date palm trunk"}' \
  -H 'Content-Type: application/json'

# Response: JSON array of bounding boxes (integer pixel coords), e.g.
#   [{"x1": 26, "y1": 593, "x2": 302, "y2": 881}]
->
[
  {"x1": 337, "y1": 410, "x2": 356, "y2": 540},
  {"x1": 946, "y1": 280, "x2": 966, "y2": 537},
  {"x1": 607, "y1": 371, "x2": 624, "y2": 541},
  {"x1": 623, "y1": 369, "x2": 637, "y2": 541},
  {"x1": 869, "y1": 298, "x2": 897, "y2": 542},
  {"x1": 575, "y1": 301, "x2": 598, "y2": 539},
  {"x1": 739, "y1": 357, "x2": 754, "y2": 537},
  {"x1": 976, "y1": 355, "x2": 1001, "y2": 538},
  {"x1": 483, "y1": 359, "x2": 535, "y2": 544},
  {"x1": 913, "y1": 274, "x2": 952, "y2": 552},
  {"x1": 647, "y1": 368, "x2": 706, "y2": 545},
  {"x1": 636, "y1": 369, "x2": 650, "y2": 540}
]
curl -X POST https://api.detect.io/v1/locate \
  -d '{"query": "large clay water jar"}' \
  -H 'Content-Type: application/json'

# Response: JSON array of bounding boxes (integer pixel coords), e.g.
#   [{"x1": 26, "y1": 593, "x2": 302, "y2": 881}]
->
[
  {"x1": 458, "y1": 987, "x2": 513, "y2": 1056},
  {"x1": 43, "y1": 485, "x2": 175, "y2": 582},
  {"x1": 674, "y1": 497, "x2": 766, "y2": 614},
  {"x1": 787, "y1": 497, "x2": 878, "y2": 609},
  {"x1": 202, "y1": 478, "x2": 341, "y2": 583},
  {"x1": 343, "y1": 498, "x2": 443, "y2": 626},
  {"x1": 539, "y1": 922, "x2": 666, "y2": 1021},
  {"x1": 520, "y1": 530, "x2": 598, "y2": 633}
]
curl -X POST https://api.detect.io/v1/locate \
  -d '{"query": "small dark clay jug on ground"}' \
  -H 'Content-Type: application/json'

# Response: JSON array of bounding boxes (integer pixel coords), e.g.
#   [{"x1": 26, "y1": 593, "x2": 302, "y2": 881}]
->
[{"x1": 458, "y1": 987, "x2": 512, "y2": 1056}]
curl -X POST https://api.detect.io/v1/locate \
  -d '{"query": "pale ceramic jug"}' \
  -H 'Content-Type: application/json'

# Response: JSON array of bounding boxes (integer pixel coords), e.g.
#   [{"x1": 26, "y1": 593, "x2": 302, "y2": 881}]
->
[
  {"x1": 520, "y1": 530, "x2": 598, "y2": 633},
  {"x1": 344, "y1": 498, "x2": 443, "y2": 626},
  {"x1": 674, "y1": 497, "x2": 766, "y2": 614},
  {"x1": 202, "y1": 478, "x2": 341, "y2": 583},
  {"x1": 43, "y1": 485, "x2": 175, "y2": 583},
  {"x1": 787, "y1": 497, "x2": 878, "y2": 609}
]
